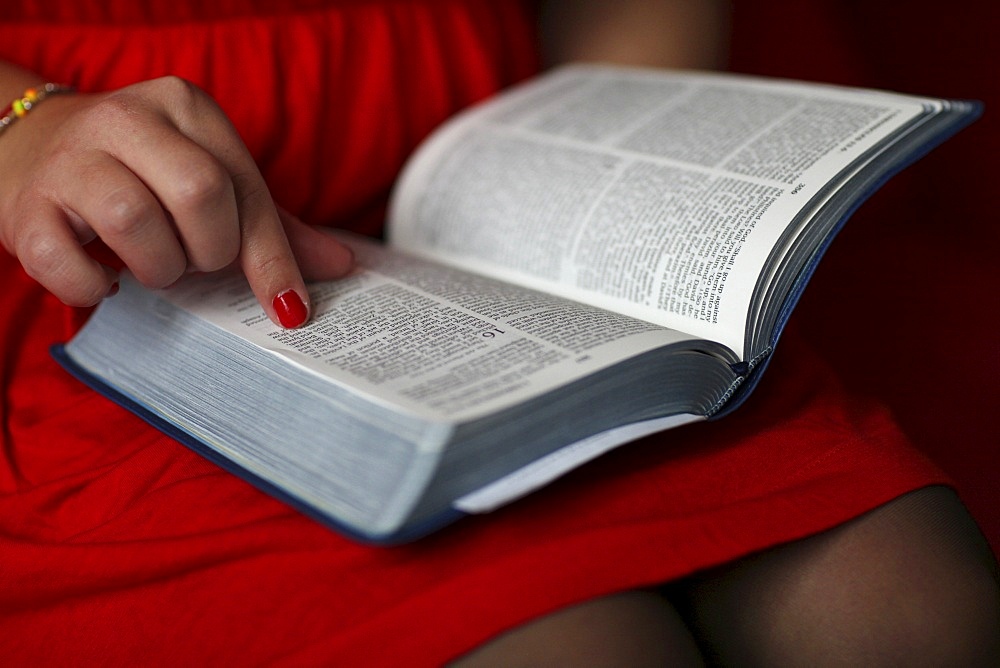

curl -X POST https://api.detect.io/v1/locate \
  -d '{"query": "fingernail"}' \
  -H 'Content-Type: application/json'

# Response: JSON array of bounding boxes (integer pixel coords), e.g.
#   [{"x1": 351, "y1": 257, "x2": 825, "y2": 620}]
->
[
  {"x1": 106, "y1": 281, "x2": 120, "y2": 298},
  {"x1": 272, "y1": 289, "x2": 308, "y2": 328}
]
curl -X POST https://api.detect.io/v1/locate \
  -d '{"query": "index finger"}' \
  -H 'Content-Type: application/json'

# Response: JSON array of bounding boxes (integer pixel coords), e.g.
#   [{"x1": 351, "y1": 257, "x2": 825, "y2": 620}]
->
[{"x1": 231, "y1": 172, "x2": 312, "y2": 328}]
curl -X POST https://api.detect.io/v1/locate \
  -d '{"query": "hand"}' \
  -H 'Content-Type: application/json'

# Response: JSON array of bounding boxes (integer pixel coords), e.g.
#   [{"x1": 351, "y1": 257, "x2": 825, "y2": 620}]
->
[{"x1": 0, "y1": 75, "x2": 353, "y2": 327}]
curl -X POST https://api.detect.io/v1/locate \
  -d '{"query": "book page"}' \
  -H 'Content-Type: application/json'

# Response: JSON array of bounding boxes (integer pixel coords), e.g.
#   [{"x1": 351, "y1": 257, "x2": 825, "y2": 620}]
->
[
  {"x1": 388, "y1": 65, "x2": 932, "y2": 356},
  {"x1": 158, "y1": 236, "x2": 703, "y2": 423}
]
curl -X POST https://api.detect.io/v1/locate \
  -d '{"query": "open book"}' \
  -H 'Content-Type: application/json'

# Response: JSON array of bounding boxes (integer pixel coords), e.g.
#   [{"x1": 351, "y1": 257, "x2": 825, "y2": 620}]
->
[{"x1": 56, "y1": 65, "x2": 979, "y2": 543}]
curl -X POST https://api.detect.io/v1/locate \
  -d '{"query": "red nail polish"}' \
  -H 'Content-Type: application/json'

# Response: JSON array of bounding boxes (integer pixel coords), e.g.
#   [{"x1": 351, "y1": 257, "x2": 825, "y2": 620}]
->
[
  {"x1": 106, "y1": 281, "x2": 120, "y2": 298},
  {"x1": 272, "y1": 290, "x2": 308, "y2": 328}
]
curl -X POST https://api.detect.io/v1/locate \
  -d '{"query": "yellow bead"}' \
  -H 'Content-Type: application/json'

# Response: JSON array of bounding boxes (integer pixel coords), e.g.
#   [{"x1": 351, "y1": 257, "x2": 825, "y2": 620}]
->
[
  {"x1": 24, "y1": 88, "x2": 38, "y2": 102},
  {"x1": 12, "y1": 99, "x2": 25, "y2": 117}
]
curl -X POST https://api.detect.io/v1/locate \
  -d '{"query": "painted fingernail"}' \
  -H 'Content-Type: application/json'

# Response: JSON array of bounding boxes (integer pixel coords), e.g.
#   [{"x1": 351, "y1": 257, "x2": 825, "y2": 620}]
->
[
  {"x1": 106, "y1": 281, "x2": 120, "y2": 298},
  {"x1": 272, "y1": 289, "x2": 308, "y2": 328}
]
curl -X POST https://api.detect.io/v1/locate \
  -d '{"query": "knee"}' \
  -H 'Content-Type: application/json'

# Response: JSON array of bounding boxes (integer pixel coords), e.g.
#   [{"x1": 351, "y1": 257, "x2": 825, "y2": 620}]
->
[
  {"x1": 857, "y1": 486, "x2": 1000, "y2": 665},
  {"x1": 677, "y1": 486, "x2": 1000, "y2": 666},
  {"x1": 866, "y1": 486, "x2": 1000, "y2": 665},
  {"x1": 450, "y1": 590, "x2": 705, "y2": 667}
]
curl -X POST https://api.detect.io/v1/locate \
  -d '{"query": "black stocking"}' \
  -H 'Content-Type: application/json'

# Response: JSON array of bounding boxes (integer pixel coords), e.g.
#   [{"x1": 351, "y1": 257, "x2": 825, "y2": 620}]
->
[{"x1": 666, "y1": 486, "x2": 1000, "y2": 666}]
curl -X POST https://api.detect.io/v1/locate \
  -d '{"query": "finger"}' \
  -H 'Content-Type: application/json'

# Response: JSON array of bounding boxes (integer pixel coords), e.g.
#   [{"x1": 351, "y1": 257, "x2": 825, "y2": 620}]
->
[
  {"x1": 230, "y1": 175, "x2": 311, "y2": 328},
  {"x1": 13, "y1": 204, "x2": 119, "y2": 306},
  {"x1": 61, "y1": 154, "x2": 187, "y2": 289},
  {"x1": 278, "y1": 208, "x2": 355, "y2": 282}
]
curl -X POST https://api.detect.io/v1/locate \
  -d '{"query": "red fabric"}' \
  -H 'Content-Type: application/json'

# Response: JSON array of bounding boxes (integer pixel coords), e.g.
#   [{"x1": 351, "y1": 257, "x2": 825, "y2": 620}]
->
[{"x1": 0, "y1": 0, "x2": 984, "y2": 664}]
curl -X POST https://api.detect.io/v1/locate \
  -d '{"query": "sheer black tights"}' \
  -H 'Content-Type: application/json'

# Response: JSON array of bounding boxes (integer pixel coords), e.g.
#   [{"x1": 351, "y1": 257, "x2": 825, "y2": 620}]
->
[
  {"x1": 454, "y1": 486, "x2": 1000, "y2": 667},
  {"x1": 667, "y1": 485, "x2": 1000, "y2": 666}
]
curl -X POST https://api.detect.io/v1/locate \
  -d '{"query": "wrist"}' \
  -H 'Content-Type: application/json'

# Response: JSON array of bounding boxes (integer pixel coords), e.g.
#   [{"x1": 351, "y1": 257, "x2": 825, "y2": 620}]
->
[
  {"x1": 0, "y1": 60, "x2": 54, "y2": 101},
  {"x1": 0, "y1": 83, "x2": 75, "y2": 136}
]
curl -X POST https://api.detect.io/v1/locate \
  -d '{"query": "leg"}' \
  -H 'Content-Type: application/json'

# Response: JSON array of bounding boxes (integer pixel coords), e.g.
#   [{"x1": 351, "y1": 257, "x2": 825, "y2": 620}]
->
[
  {"x1": 668, "y1": 486, "x2": 1000, "y2": 666},
  {"x1": 450, "y1": 590, "x2": 705, "y2": 667}
]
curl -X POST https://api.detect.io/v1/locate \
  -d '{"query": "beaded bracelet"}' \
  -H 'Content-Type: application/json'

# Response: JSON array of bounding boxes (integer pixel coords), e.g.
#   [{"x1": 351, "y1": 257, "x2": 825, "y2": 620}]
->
[{"x1": 0, "y1": 83, "x2": 74, "y2": 136}]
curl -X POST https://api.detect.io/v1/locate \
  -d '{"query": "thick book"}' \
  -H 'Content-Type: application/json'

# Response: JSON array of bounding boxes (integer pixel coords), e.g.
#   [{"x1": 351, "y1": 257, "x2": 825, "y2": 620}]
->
[{"x1": 56, "y1": 64, "x2": 980, "y2": 544}]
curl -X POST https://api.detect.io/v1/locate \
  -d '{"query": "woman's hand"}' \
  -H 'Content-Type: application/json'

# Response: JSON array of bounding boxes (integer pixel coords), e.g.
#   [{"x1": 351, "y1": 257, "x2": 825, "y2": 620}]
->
[{"x1": 0, "y1": 75, "x2": 353, "y2": 327}]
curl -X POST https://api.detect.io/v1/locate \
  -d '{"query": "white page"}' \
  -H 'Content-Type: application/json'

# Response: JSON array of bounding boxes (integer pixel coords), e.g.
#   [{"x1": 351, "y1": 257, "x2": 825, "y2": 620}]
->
[{"x1": 388, "y1": 65, "x2": 931, "y2": 356}]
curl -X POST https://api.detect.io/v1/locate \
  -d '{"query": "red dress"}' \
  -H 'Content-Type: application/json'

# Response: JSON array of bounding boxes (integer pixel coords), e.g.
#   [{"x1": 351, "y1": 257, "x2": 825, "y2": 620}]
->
[{"x1": 0, "y1": 1, "x2": 951, "y2": 663}]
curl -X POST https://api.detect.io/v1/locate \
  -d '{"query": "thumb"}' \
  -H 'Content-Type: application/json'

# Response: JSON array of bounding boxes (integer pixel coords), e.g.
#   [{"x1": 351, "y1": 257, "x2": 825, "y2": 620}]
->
[{"x1": 278, "y1": 207, "x2": 355, "y2": 282}]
